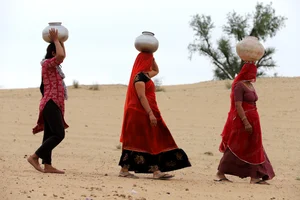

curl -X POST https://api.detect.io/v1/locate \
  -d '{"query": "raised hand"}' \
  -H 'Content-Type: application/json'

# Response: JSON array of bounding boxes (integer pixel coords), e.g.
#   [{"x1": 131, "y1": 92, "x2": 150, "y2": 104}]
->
[{"x1": 48, "y1": 28, "x2": 59, "y2": 42}]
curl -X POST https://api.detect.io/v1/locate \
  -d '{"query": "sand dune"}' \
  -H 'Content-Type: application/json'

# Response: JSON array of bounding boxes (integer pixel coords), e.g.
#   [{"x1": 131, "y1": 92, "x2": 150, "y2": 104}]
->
[{"x1": 0, "y1": 77, "x2": 300, "y2": 200}]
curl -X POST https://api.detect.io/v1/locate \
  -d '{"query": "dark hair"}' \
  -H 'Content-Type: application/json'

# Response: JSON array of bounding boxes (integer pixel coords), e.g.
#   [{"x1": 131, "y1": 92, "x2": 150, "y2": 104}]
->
[{"x1": 44, "y1": 43, "x2": 56, "y2": 59}]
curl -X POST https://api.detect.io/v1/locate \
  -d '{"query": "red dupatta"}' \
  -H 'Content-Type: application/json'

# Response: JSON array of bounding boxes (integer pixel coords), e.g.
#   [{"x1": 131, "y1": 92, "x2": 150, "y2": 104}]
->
[
  {"x1": 120, "y1": 52, "x2": 154, "y2": 142},
  {"x1": 219, "y1": 63, "x2": 265, "y2": 164}
]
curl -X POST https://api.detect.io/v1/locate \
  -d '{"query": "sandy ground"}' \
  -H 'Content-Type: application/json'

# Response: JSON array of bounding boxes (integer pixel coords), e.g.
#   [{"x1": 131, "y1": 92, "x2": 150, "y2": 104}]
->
[{"x1": 0, "y1": 77, "x2": 300, "y2": 200}]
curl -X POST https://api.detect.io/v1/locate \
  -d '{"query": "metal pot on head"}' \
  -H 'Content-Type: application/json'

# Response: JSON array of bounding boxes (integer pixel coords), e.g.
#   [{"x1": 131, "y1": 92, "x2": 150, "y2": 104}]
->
[
  {"x1": 134, "y1": 31, "x2": 159, "y2": 53},
  {"x1": 236, "y1": 36, "x2": 265, "y2": 62},
  {"x1": 42, "y1": 22, "x2": 69, "y2": 43}
]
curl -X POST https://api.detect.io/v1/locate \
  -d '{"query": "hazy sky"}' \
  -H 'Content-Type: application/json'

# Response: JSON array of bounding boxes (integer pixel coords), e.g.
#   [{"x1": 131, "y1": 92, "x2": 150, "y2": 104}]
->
[{"x1": 0, "y1": 0, "x2": 298, "y2": 89}]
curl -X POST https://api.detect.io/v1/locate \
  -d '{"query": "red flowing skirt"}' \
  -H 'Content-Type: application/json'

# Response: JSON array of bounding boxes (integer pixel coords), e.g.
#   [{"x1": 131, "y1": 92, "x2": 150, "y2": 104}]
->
[
  {"x1": 218, "y1": 148, "x2": 275, "y2": 180},
  {"x1": 219, "y1": 103, "x2": 265, "y2": 164},
  {"x1": 121, "y1": 108, "x2": 178, "y2": 155}
]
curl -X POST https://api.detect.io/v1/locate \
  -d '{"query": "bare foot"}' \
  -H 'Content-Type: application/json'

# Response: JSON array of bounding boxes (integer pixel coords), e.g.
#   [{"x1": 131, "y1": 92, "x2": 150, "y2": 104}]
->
[
  {"x1": 120, "y1": 167, "x2": 129, "y2": 173},
  {"x1": 153, "y1": 171, "x2": 174, "y2": 180},
  {"x1": 214, "y1": 171, "x2": 232, "y2": 182},
  {"x1": 216, "y1": 171, "x2": 226, "y2": 179},
  {"x1": 44, "y1": 164, "x2": 65, "y2": 174},
  {"x1": 119, "y1": 171, "x2": 139, "y2": 179},
  {"x1": 27, "y1": 155, "x2": 44, "y2": 173}
]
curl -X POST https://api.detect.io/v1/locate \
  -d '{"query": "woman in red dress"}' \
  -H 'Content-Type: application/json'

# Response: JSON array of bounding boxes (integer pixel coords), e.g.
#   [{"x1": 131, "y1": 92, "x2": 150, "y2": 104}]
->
[
  {"x1": 118, "y1": 52, "x2": 191, "y2": 179},
  {"x1": 27, "y1": 29, "x2": 69, "y2": 174},
  {"x1": 216, "y1": 62, "x2": 275, "y2": 184}
]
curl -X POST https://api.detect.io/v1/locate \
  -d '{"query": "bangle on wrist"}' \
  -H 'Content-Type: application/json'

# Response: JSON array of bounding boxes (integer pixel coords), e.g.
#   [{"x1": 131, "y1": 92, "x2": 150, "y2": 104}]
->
[
  {"x1": 147, "y1": 110, "x2": 152, "y2": 114},
  {"x1": 241, "y1": 116, "x2": 247, "y2": 121}
]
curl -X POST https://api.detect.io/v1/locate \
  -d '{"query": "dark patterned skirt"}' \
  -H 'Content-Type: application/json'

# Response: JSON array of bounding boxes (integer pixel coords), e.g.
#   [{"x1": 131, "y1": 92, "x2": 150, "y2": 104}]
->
[
  {"x1": 118, "y1": 148, "x2": 191, "y2": 173},
  {"x1": 218, "y1": 148, "x2": 275, "y2": 180}
]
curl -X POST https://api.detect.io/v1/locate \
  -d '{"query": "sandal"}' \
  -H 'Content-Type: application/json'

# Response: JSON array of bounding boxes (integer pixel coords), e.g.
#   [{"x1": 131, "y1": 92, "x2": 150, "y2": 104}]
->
[
  {"x1": 153, "y1": 172, "x2": 174, "y2": 180},
  {"x1": 118, "y1": 171, "x2": 139, "y2": 179},
  {"x1": 251, "y1": 180, "x2": 270, "y2": 185},
  {"x1": 214, "y1": 178, "x2": 232, "y2": 182}
]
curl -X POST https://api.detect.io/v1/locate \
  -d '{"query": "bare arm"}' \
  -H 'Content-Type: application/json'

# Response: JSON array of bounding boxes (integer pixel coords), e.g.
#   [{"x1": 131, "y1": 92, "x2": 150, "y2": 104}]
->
[
  {"x1": 134, "y1": 81, "x2": 153, "y2": 115},
  {"x1": 49, "y1": 28, "x2": 65, "y2": 62},
  {"x1": 60, "y1": 42, "x2": 66, "y2": 58},
  {"x1": 235, "y1": 101, "x2": 250, "y2": 125},
  {"x1": 148, "y1": 59, "x2": 159, "y2": 78},
  {"x1": 53, "y1": 40, "x2": 65, "y2": 62}
]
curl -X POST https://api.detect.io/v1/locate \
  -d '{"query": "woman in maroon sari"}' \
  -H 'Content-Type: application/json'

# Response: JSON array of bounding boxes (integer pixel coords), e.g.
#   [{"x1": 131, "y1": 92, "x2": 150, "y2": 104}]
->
[
  {"x1": 118, "y1": 52, "x2": 191, "y2": 179},
  {"x1": 216, "y1": 63, "x2": 275, "y2": 184}
]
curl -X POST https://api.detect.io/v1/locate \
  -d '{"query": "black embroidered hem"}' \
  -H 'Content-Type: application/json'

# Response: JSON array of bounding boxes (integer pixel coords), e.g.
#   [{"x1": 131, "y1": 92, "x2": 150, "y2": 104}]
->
[{"x1": 118, "y1": 148, "x2": 191, "y2": 173}]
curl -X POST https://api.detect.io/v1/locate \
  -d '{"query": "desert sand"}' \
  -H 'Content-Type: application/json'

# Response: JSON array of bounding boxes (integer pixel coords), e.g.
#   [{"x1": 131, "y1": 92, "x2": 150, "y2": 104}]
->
[{"x1": 1, "y1": 77, "x2": 300, "y2": 200}]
